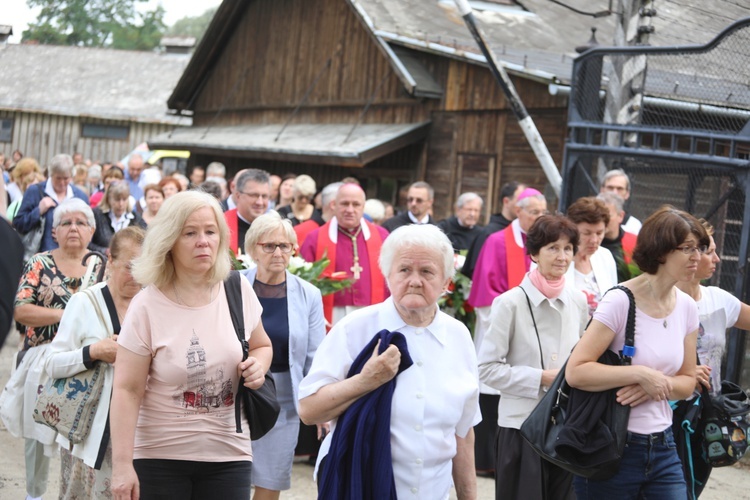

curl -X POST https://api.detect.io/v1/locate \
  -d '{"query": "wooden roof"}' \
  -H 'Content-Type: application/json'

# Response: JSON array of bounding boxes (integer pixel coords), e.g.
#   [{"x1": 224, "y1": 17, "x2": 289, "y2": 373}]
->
[
  {"x1": 0, "y1": 44, "x2": 190, "y2": 124},
  {"x1": 147, "y1": 122, "x2": 431, "y2": 167}
]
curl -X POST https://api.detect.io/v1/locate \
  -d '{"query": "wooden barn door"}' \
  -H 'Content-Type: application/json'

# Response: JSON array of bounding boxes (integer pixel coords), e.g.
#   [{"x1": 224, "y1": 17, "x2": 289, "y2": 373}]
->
[{"x1": 456, "y1": 153, "x2": 497, "y2": 224}]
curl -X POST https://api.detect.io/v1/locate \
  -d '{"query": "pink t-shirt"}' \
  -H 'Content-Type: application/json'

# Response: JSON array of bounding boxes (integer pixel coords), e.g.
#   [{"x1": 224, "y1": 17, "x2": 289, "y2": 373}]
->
[
  {"x1": 118, "y1": 279, "x2": 262, "y2": 461},
  {"x1": 593, "y1": 287, "x2": 699, "y2": 434}
]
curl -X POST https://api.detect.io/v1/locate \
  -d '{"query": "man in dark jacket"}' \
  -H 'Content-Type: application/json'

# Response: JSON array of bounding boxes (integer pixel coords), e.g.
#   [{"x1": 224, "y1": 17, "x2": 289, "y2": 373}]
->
[
  {"x1": 462, "y1": 181, "x2": 525, "y2": 279},
  {"x1": 437, "y1": 192, "x2": 484, "y2": 252},
  {"x1": 382, "y1": 181, "x2": 436, "y2": 232}
]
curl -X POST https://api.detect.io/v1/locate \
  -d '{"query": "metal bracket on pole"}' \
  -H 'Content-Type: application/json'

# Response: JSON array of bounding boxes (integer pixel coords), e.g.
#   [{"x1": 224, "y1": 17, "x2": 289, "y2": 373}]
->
[{"x1": 453, "y1": 0, "x2": 563, "y2": 197}]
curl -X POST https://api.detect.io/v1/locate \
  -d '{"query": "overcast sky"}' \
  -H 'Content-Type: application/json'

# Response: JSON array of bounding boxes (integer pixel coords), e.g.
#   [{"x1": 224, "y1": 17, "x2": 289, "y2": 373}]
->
[{"x1": 3, "y1": 0, "x2": 223, "y2": 44}]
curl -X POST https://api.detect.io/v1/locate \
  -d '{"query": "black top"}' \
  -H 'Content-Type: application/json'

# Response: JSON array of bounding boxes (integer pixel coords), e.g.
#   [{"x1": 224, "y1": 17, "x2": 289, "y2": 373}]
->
[
  {"x1": 253, "y1": 279, "x2": 290, "y2": 372},
  {"x1": 276, "y1": 205, "x2": 325, "y2": 227},
  {"x1": 381, "y1": 211, "x2": 436, "y2": 233},
  {"x1": 90, "y1": 208, "x2": 143, "y2": 254},
  {"x1": 600, "y1": 228, "x2": 631, "y2": 283},
  {"x1": 436, "y1": 216, "x2": 484, "y2": 253},
  {"x1": 0, "y1": 217, "x2": 23, "y2": 349},
  {"x1": 461, "y1": 213, "x2": 513, "y2": 279}
]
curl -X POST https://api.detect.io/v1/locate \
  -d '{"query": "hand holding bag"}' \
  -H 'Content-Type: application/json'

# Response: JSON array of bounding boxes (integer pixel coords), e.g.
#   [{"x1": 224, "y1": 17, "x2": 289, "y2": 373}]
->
[
  {"x1": 520, "y1": 285, "x2": 636, "y2": 480},
  {"x1": 32, "y1": 289, "x2": 109, "y2": 444},
  {"x1": 224, "y1": 271, "x2": 280, "y2": 439}
]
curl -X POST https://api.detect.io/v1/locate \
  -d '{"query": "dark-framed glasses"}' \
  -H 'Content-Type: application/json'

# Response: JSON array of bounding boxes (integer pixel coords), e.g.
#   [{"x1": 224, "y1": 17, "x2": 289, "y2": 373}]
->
[
  {"x1": 675, "y1": 245, "x2": 708, "y2": 255},
  {"x1": 257, "y1": 242, "x2": 293, "y2": 254}
]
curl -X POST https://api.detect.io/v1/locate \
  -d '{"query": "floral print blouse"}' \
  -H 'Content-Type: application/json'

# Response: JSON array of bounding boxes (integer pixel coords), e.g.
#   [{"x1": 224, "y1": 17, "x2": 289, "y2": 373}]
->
[{"x1": 15, "y1": 252, "x2": 100, "y2": 350}]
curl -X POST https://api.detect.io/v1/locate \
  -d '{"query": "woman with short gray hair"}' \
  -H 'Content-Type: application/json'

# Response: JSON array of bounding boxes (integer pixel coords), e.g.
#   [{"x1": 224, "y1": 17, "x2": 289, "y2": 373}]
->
[
  {"x1": 13, "y1": 197, "x2": 100, "y2": 500},
  {"x1": 241, "y1": 211, "x2": 326, "y2": 499},
  {"x1": 299, "y1": 224, "x2": 480, "y2": 499},
  {"x1": 13, "y1": 153, "x2": 90, "y2": 253}
]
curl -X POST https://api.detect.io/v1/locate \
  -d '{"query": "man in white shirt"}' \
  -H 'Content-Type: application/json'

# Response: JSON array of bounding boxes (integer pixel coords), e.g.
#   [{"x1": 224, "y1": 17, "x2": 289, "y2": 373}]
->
[{"x1": 382, "y1": 181, "x2": 436, "y2": 232}]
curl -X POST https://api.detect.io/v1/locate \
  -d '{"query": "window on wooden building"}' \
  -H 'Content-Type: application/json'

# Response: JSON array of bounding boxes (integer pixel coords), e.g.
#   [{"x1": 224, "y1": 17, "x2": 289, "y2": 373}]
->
[
  {"x1": 0, "y1": 119, "x2": 12, "y2": 142},
  {"x1": 81, "y1": 123, "x2": 129, "y2": 140}
]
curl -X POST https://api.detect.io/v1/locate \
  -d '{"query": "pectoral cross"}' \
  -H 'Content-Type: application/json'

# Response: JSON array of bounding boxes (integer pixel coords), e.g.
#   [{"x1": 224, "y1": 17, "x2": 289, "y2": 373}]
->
[{"x1": 350, "y1": 261, "x2": 363, "y2": 280}]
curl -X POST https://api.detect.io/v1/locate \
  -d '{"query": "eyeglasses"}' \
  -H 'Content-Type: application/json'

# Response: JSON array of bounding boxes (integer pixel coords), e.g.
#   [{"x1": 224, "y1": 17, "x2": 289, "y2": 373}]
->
[
  {"x1": 257, "y1": 242, "x2": 293, "y2": 254},
  {"x1": 59, "y1": 220, "x2": 90, "y2": 228},
  {"x1": 675, "y1": 245, "x2": 708, "y2": 255},
  {"x1": 240, "y1": 191, "x2": 270, "y2": 201}
]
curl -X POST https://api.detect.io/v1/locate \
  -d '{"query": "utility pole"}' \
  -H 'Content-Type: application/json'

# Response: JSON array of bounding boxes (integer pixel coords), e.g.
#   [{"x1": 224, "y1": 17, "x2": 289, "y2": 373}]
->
[{"x1": 603, "y1": 0, "x2": 656, "y2": 148}]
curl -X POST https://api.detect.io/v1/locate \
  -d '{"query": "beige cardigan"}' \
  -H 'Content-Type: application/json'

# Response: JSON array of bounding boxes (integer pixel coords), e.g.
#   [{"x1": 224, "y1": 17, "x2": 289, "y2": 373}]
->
[{"x1": 478, "y1": 274, "x2": 589, "y2": 429}]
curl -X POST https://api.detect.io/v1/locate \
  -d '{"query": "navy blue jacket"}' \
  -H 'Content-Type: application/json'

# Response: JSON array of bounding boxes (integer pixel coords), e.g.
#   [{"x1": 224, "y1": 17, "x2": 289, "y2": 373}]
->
[
  {"x1": 319, "y1": 329, "x2": 413, "y2": 500},
  {"x1": 13, "y1": 182, "x2": 89, "y2": 252}
]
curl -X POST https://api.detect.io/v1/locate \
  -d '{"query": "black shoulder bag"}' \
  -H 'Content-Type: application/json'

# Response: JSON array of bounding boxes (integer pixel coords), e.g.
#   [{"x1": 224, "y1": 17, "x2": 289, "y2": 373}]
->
[
  {"x1": 520, "y1": 285, "x2": 636, "y2": 481},
  {"x1": 224, "y1": 270, "x2": 280, "y2": 439}
]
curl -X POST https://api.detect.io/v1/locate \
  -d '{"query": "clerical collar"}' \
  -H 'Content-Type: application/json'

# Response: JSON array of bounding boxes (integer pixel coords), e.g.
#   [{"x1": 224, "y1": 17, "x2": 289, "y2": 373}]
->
[
  {"x1": 456, "y1": 217, "x2": 473, "y2": 229},
  {"x1": 408, "y1": 212, "x2": 430, "y2": 224}
]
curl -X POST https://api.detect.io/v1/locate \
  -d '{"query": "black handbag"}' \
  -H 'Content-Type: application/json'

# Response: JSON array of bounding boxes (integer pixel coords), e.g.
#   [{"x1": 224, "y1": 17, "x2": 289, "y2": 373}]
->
[
  {"x1": 224, "y1": 271, "x2": 281, "y2": 439},
  {"x1": 520, "y1": 285, "x2": 636, "y2": 480}
]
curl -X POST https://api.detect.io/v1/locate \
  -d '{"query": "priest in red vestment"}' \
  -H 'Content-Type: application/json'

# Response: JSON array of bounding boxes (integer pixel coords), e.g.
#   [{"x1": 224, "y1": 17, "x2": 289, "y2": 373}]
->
[{"x1": 300, "y1": 183, "x2": 390, "y2": 326}]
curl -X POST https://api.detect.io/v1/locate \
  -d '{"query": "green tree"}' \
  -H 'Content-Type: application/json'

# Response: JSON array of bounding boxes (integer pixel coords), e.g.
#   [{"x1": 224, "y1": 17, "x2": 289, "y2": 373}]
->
[
  {"x1": 22, "y1": 0, "x2": 166, "y2": 51},
  {"x1": 166, "y1": 7, "x2": 217, "y2": 45}
]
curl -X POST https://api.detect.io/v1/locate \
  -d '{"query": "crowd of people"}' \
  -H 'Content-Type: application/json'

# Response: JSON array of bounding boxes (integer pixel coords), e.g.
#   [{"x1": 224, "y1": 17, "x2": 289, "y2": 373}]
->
[{"x1": 0, "y1": 150, "x2": 743, "y2": 500}]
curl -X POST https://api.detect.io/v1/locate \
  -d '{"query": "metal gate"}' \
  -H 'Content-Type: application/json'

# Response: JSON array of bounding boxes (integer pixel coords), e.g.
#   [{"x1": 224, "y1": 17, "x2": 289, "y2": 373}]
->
[{"x1": 560, "y1": 18, "x2": 750, "y2": 385}]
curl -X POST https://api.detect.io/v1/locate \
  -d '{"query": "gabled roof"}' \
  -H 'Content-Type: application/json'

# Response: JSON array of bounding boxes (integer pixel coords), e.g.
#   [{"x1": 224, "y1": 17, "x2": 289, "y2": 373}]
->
[
  {"x1": 0, "y1": 44, "x2": 191, "y2": 125},
  {"x1": 168, "y1": 0, "x2": 750, "y2": 112}
]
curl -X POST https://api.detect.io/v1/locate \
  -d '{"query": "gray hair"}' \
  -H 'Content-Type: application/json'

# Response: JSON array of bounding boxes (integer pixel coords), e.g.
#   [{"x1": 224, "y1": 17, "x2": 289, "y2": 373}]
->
[
  {"x1": 597, "y1": 192, "x2": 624, "y2": 213},
  {"x1": 379, "y1": 224, "x2": 454, "y2": 282},
  {"x1": 88, "y1": 164, "x2": 102, "y2": 180},
  {"x1": 99, "y1": 181, "x2": 131, "y2": 213},
  {"x1": 364, "y1": 199, "x2": 385, "y2": 221},
  {"x1": 48, "y1": 153, "x2": 74, "y2": 178},
  {"x1": 132, "y1": 191, "x2": 230, "y2": 287},
  {"x1": 206, "y1": 175, "x2": 227, "y2": 187},
  {"x1": 236, "y1": 169, "x2": 270, "y2": 193},
  {"x1": 409, "y1": 181, "x2": 434, "y2": 200},
  {"x1": 516, "y1": 194, "x2": 546, "y2": 209},
  {"x1": 321, "y1": 182, "x2": 344, "y2": 207},
  {"x1": 456, "y1": 192, "x2": 483, "y2": 209},
  {"x1": 206, "y1": 161, "x2": 226, "y2": 178},
  {"x1": 244, "y1": 211, "x2": 297, "y2": 257},
  {"x1": 53, "y1": 198, "x2": 95, "y2": 228},
  {"x1": 293, "y1": 174, "x2": 317, "y2": 199},
  {"x1": 600, "y1": 168, "x2": 631, "y2": 192}
]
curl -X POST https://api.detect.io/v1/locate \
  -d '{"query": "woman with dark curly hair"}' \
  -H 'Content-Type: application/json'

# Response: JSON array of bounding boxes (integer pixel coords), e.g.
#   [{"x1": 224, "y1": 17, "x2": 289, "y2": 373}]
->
[
  {"x1": 479, "y1": 214, "x2": 589, "y2": 499},
  {"x1": 567, "y1": 205, "x2": 708, "y2": 499}
]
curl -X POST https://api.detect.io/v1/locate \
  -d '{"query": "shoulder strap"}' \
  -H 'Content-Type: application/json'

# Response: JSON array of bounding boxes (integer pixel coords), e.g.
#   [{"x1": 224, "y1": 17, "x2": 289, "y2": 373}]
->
[
  {"x1": 224, "y1": 271, "x2": 246, "y2": 352},
  {"x1": 82, "y1": 289, "x2": 112, "y2": 337},
  {"x1": 519, "y1": 286, "x2": 545, "y2": 370},
  {"x1": 101, "y1": 285, "x2": 121, "y2": 334},
  {"x1": 224, "y1": 270, "x2": 249, "y2": 434},
  {"x1": 604, "y1": 285, "x2": 636, "y2": 365}
]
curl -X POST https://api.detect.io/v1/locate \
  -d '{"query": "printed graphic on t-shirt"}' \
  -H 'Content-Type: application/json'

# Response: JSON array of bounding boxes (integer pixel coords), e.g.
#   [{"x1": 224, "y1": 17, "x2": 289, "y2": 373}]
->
[{"x1": 175, "y1": 331, "x2": 235, "y2": 413}]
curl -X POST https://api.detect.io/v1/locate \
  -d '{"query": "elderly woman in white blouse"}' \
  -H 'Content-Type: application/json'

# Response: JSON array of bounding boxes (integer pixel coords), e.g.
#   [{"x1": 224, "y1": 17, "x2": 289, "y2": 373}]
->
[{"x1": 298, "y1": 224, "x2": 481, "y2": 500}]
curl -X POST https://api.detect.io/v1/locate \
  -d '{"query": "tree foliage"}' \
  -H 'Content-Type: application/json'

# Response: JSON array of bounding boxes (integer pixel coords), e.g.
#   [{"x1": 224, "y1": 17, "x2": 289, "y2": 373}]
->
[
  {"x1": 22, "y1": 0, "x2": 167, "y2": 51},
  {"x1": 165, "y1": 7, "x2": 217, "y2": 45}
]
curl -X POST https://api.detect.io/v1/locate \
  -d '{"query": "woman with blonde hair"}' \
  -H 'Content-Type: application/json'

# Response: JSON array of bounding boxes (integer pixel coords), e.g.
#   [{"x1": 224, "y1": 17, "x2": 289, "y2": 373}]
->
[
  {"x1": 276, "y1": 175, "x2": 323, "y2": 227},
  {"x1": 6, "y1": 157, "x2": 42, "y2": 221},
  {"x1": 90, "y1": 182, "x2": 142, "y2": 253},
  {"x1": 111, "y1": 191, "x2": 273, "y2": 500}
]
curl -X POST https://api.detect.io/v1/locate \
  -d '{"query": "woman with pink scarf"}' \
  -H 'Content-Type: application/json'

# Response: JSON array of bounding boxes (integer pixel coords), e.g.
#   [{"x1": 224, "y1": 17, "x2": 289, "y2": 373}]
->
[{"x1": 478, "y1": 214, "x2": 589, "y2": 500}]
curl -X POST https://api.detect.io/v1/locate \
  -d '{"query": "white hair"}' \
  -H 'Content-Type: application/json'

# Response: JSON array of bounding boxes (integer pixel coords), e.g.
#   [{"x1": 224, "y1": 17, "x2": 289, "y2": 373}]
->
[
  {"x1": 364, "y1": 199, "x2": 385, "y2": 221},
  {"x1": 379, "y1": 224, "x2": 454, "y2": 281},
  {"x1": 456, "y1": 192, "x2": 482, "y2": 209},
  {"x1": 52, "y1": 198, "x2": 95, "y2": 228}
]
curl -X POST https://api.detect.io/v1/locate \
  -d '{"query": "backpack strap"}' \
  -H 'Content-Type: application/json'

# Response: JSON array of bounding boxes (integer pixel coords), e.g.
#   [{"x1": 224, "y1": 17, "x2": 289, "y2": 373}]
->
[
  {"x1": 224, "y1": 270, "x2": 248, "y2": 433},
  {"x1": 603, "y1": 285, "x2": 637, "y2": 365},
  {"x1": 100, "y1": 285, "x2": 121, "y2": 335}
]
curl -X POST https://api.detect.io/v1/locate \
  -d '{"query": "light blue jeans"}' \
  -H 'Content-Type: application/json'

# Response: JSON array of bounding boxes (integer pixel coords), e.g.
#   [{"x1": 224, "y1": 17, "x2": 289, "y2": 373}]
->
[{"x1": 574, "y1": 427, "x2": 687, "y2": 499}]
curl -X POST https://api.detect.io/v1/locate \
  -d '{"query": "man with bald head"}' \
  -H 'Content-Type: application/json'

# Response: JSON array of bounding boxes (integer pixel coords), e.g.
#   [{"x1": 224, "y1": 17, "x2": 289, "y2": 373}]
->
[
  {"x1": 125, "y1": 154, "x2": 145, "y2": 200},
  {"x1": 300, "y1": 183, "x2": 390, "y2": 326}
]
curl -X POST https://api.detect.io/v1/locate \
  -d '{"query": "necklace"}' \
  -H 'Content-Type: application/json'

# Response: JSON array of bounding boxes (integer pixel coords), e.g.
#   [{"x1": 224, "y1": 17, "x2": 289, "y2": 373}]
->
[
  {"x1": 338, "y1": 225, "x2": 364, "y2": 279},
  {"x1": 645, "y1": 278, "x2": 668, "y2": 328},
  {"x1": 173, "y1": 282, "x2": 214, "y2": 306}
]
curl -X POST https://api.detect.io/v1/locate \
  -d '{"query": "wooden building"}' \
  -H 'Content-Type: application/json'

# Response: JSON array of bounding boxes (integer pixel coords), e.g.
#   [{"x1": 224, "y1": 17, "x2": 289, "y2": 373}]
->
[
  {"x1": 0, "y1": 43, "x2": 191, "y2": 165},
  {"x1": 151, "y1": 0, "x2": 749, "y2": 220}
]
